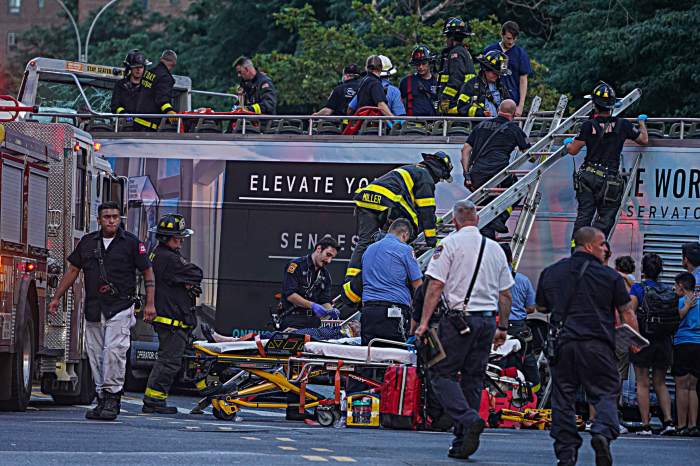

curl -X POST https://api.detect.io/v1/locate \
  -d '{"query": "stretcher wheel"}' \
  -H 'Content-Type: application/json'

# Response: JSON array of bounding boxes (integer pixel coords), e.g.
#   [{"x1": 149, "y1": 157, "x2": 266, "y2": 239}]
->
[
  {"x1": 213, "y1": 406, "x2": 237, "y2": 421},
  {"x1": 315, "y1": 406, "x2": 340, "y2": 427}
]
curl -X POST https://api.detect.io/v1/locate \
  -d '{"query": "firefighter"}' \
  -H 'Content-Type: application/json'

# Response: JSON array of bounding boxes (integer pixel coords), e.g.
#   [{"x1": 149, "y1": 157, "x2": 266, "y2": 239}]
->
[
  {"x1": 436, "y1": 17, "x2": 476, "y2": 115},
  {"x1": 142, "y1": 214, "x2": 203, "y2": 414},
  {"x1": 111, "y1": 49, "x2": 150, "y2": 125},
  {"x1": 233, "y1": 56, "x2": 278, "y2": 115},
  {"x1": 134, "y1": 49, "x2": 178, "y2": 132},
  {"x1": 457, "y1": 50, "x2": 511, "y2": 117},
  {"x1": 346, "y1": 152, "x2": 453, "y2": 280},
  {"x1": 566, "y1": 82, "x2": 649, "y2": 246},
  {"x1": 399, "y1": 45, "x2": 438, "y2": 116}
]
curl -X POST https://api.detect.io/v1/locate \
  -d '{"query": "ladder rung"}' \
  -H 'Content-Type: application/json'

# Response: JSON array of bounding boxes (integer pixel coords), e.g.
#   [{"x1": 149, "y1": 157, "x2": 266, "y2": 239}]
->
[
  {"x1": 532, "y1": 111, "x2": 556, "y2": 116},
  {"x1": 552, "y1": 133, "x2": 575, "y2": 138},
  {"x1": 483, "y1": 187, "x2": 507, "y2": 194},
  {"x1": 508, "y1": 170, "x2": 530, "y2": 176},
  {"x1": 528, "y1": 151, "x2": 553, "y2": 156}
]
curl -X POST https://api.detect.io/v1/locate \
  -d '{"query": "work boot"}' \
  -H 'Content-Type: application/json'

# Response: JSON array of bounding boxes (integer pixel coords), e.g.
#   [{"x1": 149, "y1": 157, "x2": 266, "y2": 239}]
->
[
  {"x1": 591, "y1": 434, "x2": 612, "y2": 466},
  {"x1": 97, "y1": 391, "x2": 120, "y2": 421},
  {"x1": 142, "y1": 397, "x2": 178, "y2": 414},
  {"x1": 85, "y1": 392, "x2": 105, "y2": 420},
  {"x1": 461, "y1": 418, "x2": 486, "y2": 457}
]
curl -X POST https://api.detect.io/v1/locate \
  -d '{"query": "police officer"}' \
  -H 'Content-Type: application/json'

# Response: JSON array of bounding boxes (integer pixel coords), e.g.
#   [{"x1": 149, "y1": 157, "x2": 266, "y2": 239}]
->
[
  {"x1": 399, "y1": 45, "x2": 438, "y2": 116},
  {"x1": 233, "y1": 56, "x2": 278, "y2": 115},
  {"x1": 48, "y1": 202, "x2": 155, "y2": 421},
  {"x1": 313, "y1": 64, "x2": 361, "y2": 116},
  {"x1": 111, "y1": 49, "x2": 150, "y2": 128},
  {"x1": 416, "y1": 200, "x2": 513, "y2": 460},
  {"x1": 142, "y1": 214, "x2": 203, "y2": 414},
  {"x1": 346, "y1": 151, "x2": 453, "y2": 280},
  {"x1": 460, "y1": 99, "x2": 530, "y2": 238},
  {"x1": 361, "y1": 218, "x2": 422, "y2": 345},
  {"x1": 457, "y1": 50, "x2": 511, "y2": 117},
  {"x1": 436, "y1": 17, "x2": 476, "y2": 115},
  {"x1": 536, "y1": 226, "x2": 639, "y2": 466},
  {"x1": 134, "y1": 49, "x2": 178, "y2": 132},
  {"x1": 349, "y1": 55, "x2": 393, "y2": 116},
  {"x1": 566, "y1": 82, "x2": 649, "y2": 246},
  {"x1": 280, "y1": 237, "x2": 340, "y2": 329}
]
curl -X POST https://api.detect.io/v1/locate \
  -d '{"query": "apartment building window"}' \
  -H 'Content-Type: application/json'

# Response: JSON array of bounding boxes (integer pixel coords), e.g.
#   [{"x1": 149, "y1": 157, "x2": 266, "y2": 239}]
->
[
  {"x1": 38, "y1": 0, "x2": 45, "y2": 9},
  {"x1": 9, "y1": 0, "x2": 21, "y2": 15},
  {"x1": 7, "y1": 32, "x2": 17, "y2": 50}
]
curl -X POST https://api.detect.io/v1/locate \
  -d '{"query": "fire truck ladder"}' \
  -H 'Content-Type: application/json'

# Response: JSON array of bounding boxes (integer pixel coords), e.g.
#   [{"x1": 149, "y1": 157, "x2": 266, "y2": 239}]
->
[{"x1": 415, "y1": 88, "x2": 642, "y2": 268}]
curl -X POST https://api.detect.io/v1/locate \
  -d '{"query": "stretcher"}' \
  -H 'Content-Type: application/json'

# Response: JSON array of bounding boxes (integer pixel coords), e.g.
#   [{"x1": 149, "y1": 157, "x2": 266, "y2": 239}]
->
[{"x1": 188, "y1": 332, "x2": 415, "y2": 426}]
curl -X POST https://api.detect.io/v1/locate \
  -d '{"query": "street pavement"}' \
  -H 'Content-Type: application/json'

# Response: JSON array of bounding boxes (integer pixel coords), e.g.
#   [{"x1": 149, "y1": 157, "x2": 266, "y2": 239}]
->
[{"x1": 0, "y1": 390, "x2": 697, "y2": 465}]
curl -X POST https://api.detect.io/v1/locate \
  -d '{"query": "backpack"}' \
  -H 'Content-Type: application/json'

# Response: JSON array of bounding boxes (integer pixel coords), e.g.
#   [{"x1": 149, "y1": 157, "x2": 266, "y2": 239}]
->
[
  {"x1": 379, "y1": 365, "x2": 422, "y2": 429},
  {"x1": 640, "y1": 282, "x2": 680, "y2": 337}
]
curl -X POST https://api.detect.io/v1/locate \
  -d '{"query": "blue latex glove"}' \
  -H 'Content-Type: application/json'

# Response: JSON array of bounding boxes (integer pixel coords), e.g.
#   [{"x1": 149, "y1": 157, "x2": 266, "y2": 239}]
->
[
  {"x1": 638, "y1": 114, "x2": 648, "y2": 121},
  {"x1": 406, "y1": 336, "x2": 417, "y2": 345},
  {"x1": 563, "y1": 137, "x2": 574, "y2": 146},
  {"x1": 310, "y1": 302, "x2": 328, "y2": 317}
]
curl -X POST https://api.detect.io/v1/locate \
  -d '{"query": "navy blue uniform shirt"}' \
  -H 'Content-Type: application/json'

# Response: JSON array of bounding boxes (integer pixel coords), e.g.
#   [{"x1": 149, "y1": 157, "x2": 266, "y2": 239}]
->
[
  {"x1": 281, "y1": 255, "x2": 332, "y2": 313},
  {"x1": 399, "y1": 73, "x2": 438, "y2": 116}
]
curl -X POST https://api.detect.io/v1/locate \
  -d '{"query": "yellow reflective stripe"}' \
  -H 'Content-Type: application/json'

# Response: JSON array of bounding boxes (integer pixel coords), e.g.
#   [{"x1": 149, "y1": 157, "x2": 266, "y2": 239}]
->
[
  {"x1": 359, "y1": 184, "x2": 418, "y2": 225},
  {"x1": 134, "y1": 117, "x2": 158, "y2": 129},
  {"x1": 463, "y1": 73, "x2": 476, "y2": 82},
  {"x1": 443, "y1": 86, "x2": 457, "y2": 97},
  {"x1": 195, "y1": 379, "x2": 208, "y2": 390},
  {"x1": 116, "y1": 107, "x2": 125, "y2": 114},
  {"x1": 355, "y1": 201, "x2": 389, "y2": 211},
  {"x1": 439, "y1": 74, "x2": 449, "y2": 83},
  {"x1": 343, "y1": 281, "x2": 361, "y2": 303},
  {"x1": 571, "y1": 239, "x2": 576, "y2": 248},
  {"x1": 446, "y1": 106, "x2": 459, "y2": 115},
  {"x1": 506, "y1": 206, "x2": 513, "y2": 214},
  {"x1": 153, "y1": 316, "x2": 191, "y2": 328},
  {"x1": 160, "y1": 103, "x2": 174, "y2": 112},
  {"x1": 458, "y1": 94, "x2": 469, "y2": 103},
  {"x1": 395, "y1": 168, "x2": 415, "y2": 205},
  {"x1": 144, "y1": 387, "x2": 168, "y2": 400},
  {"x1": 416, "y1": 197, "x2": 435, "y2": 207},
  {"x1": 345, "y1": 268, "x2": 361, "y2": 277},
  {"x1": 252, "y1": 103, "x2": 262, "y2": 114},
  {"x1": 363, "y1": 184, "x2": 401, "y2": 202},
  {"x1": 424, "y1": 229, "x2": 437, "y2": 238},
  {"x1": 467, "y1": 106, "x2": 479, "y2": 117}
]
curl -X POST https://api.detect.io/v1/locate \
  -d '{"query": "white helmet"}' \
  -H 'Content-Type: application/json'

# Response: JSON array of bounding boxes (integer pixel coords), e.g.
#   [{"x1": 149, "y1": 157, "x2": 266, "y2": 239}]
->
[{"x1": 378, "y1": 55, "x2": 397, "y2": 77}]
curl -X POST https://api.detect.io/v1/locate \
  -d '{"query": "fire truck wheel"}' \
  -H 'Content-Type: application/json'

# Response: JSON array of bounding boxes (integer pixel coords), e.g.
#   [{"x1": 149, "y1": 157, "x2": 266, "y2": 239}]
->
[
  {"x1": 0, "y1": 318, "x2": 35, "y2": 411},
  {"x1": 51, "y1": 360, "x2": 96, "y2": 405}
]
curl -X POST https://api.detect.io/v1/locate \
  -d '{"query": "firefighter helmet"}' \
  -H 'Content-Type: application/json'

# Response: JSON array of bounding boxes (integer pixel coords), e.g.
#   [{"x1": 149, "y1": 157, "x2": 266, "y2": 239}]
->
[
  {"x1": 123, "y1": 49, "x2": 151, "y2": 70},
  {"x1": 150, "y1": 214, "x2": 194, "y2": 241},
  {"x1": 378, "y1": 55, "x2": 397, "y2": 77},
  {"x1": 421, "y1": 151, "x2": 454, "y2": 183},
  {"x1": 590, "y1": 81, "x2": 617, "y2": 110},
  {"x1": 409, "y1": 45, "x2": 432, "y2": 65},
  {"x1": 477, "y1": 50, "x2": 511, "y2": 76},
  {"x1": 442, "y1": 17, "x2": 473, "y2": 38}
]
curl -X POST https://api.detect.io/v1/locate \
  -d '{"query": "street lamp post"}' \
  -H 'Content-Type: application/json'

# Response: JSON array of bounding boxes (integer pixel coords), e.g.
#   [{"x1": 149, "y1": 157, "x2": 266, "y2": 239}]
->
[
  {"x1": 54, "y1": 0, "x2": 121, "y2": 63},
  {"x1": 84, "y1": 0, "x2": 120, "y2": 63},
  {"x1": 54, "y1": 0, "x2": 81, "y2": 61}
]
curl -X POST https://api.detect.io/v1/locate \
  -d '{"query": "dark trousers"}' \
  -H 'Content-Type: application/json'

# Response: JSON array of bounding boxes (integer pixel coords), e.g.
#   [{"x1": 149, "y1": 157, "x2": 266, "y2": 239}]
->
[
  {"x1": 347, "y1": 208, "x2": 386, "y2": 278},
  {"x1": 551, "y1": 339, "x2": 620, "y2": 464},
  {"x1": 572, "y1": 170, "x2": 622, "y2": 242},
  {"x1": 280, "y1": 312, "x2": 321, "y2": 330},
  {"x1": 144, "y1": 324, "x2": 188, "y2": 402},
  {"x1": 360, "y1": 304, "x2": 410, "y2": 345},
  {"x1": 471, "y1": 171, "x2": 514, "y2": 240},
  {"x1": 430, "y1": 313, "x2": 496, "y2": 447}
]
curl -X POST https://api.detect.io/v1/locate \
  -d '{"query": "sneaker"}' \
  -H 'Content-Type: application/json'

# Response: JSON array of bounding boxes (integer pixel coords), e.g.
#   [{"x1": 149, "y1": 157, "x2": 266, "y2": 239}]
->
[
  {"x1": 636, "y1": 425, "x2": 652, "y2": 436},
  {"x1": 585, "y1": 421, "x2": 593, "y2": 432},
  {"x1": 618, "y1": 424, "x2": 629, "y2": 435},
  {"x1": 591, "y1": 435, "x2": 613, "y2": 466},
  {"x1": 659, "y1": 422, "x2": 676, "y2": 436}
]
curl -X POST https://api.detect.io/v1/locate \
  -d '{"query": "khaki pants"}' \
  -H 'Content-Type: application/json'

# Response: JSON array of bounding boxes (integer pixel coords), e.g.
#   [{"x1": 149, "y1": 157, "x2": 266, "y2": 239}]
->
[{"x1": 85, "y1": 306, "x2": 135, "y2": 394}]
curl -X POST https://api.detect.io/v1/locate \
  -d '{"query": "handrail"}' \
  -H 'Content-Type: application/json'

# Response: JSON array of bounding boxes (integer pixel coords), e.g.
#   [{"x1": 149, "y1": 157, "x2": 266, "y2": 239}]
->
[
  {"x1": 190, "y1": 89, "x2": 239, "y2": 104},
  {"x1": 38, "y1": 70, "x2": 108, "y2": 116}
]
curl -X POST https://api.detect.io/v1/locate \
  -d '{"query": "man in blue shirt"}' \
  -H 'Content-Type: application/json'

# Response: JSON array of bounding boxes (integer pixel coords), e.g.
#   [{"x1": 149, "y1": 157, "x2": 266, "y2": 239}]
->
[
  {"x1": 483, "y1": 21, "x2": 532, "y2": 117},
  {"x1": 361, "y1": 218, "x2": 422, "y2": 345}
]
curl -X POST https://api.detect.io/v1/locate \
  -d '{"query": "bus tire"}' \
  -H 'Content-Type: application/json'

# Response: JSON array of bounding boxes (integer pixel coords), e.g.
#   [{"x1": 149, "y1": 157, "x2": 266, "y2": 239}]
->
[{"x1": 0, "y1": 318, "x2": 35, "y2": 411}]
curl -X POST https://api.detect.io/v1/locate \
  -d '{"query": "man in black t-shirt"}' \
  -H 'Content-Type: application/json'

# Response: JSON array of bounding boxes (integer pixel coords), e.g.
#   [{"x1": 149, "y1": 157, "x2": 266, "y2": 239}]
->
[
  {"x1": 350, "y1": 55, "x2": 393, "y2": 116},
  {"x1": 566, "y1": 82, "x2": 648, "y2": 245},
  {"x1": 460, "y1": 99, "x2": 530, "y2": 238},
  {"x1": 313, "y1": 64, "x2": 362, "y2": 116}
]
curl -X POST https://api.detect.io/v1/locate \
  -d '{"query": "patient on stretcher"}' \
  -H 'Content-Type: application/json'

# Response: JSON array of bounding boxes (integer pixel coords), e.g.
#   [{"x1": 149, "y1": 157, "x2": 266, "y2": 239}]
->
[{"x1": 201, "y1": 318, "x2": 361, "y2": 344}]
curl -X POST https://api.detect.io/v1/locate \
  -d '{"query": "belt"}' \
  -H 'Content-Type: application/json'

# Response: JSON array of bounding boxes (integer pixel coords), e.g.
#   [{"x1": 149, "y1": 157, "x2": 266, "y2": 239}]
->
[
  {"x1": 363, "y1": 301, "x2": 410, "y2": 310},
  {"x1": 582, "y1": 164, "x2": 617, "y2": 177},
  {"x1": 134, "y1": 117, "x2": 158, "y2": 129},
  {"x1": 447, "y1": 310, "x2": 497, "y2": 317},
  {"x1": 152, "y1": 316, "x2": 191, "y2": 329}
]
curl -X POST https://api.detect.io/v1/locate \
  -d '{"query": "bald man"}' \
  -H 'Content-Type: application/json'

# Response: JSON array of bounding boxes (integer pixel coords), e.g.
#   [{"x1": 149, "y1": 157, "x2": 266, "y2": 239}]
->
[{"x1": 460, "y1": 99, "x2": 530, "y2": 238}]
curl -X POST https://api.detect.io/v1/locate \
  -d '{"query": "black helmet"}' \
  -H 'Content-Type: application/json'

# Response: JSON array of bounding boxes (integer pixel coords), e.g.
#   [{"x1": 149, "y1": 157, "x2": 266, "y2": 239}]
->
[
  {"x1": 590, "y1": 81, "x2": 616, "y2": 110},
  {"x1": 442, "y1": 17, "x2": 473, "y2": 38},
  {"x1": 149, "y1": 214, "x2": 194, "y2": 242},
  {"x1": 123, "y1": 49, "x2": 151, "y2": 70},
  {"x1": 421, "y1": 151, "x2": 454, "y2": 183},
  {"x1": 409, "y1": 45, "x2": 432, "y2": 65},
  {"x1": 477, "y1": 50, "x2": 511, "y2": 76}
]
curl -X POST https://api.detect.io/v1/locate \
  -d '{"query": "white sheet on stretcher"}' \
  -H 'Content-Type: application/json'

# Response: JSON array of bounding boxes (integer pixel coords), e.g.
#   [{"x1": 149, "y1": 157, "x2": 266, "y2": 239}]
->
[{"x1": 193, "y1": 340, "x2": 416, "y2": 365}]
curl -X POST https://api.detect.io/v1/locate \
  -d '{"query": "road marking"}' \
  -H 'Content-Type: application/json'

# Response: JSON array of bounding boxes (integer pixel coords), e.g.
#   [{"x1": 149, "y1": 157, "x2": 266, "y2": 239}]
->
[
  {"x1": 276, "y1": 437, "x2": 295, "y2": 442},
  {"x1": 241, "y1": 436, "x2": 260, "y2": 441},
  {"x1": 330, "y1": 457, "x2": 356, "y2": 463},
  {"x1": 301, "y1": 456, "x2": 328, "y2": 462},
  {"x1": 169, "y1": 421, "x2": 184, "y2": 424},
  {"x1": 312, "y1": 448, "x2": 332, "y2": 452},
  {"x1": 218, "y1": 427, "x2": 234, "y2": 431},
  {"x1": 184, "y1": 426, "x2": 200, "y2": 430},
  {"x1": 34, "y1": 420, "x2": 122, "y2": 424},
  {"x1": 277, "y1": 446, "x2": 297, "y2": 451}
]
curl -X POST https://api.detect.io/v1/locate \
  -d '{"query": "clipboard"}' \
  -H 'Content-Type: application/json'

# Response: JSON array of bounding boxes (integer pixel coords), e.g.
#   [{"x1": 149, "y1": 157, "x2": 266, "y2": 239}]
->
[
  {"x1": 615, "y1": 323, "x2": 650, "y2": 352},
  {"x1": 417, "y1": 328, "x2": 447, "y2": 368}
]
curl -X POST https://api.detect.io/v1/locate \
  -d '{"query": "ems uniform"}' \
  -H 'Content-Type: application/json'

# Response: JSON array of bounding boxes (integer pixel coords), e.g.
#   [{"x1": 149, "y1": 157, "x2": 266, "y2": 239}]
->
[
  {"x1": 571, "y1": 117, "x2": 641, "y2": 242},
  {"x1": 347, "y1": 164, "x2": 438, "y2": 279},
  {"x1": 135, "y1": 61, "x2": 176, "y2": 131},
  {"x1": 426, "y1": 227, "x2": 513, "y2": 454},
  {"x1": 143, "y1": 243, "x2": 203, "y2": 405},
  {"x1": 536, "y1": 251, "x2": 630, "y2": 465},
  {"x1": 67, "y1": 228, "x2": 151, "y2": 396},
  {"x1": 399, "y1": 73, "x2": 438, "y2": 116},
  {"x1": 436, "y1": 44, "x2": 475, "y2": 114},
  {"x1": 360, "y1": 234, "x2": 422, "y2": 345},
  {"x1": 110, "y1": 78, "x2": 141, "y2": 116},
  {"x1": 324, "y1": 77, "x2": 362, "y2": 115},
  {"x1": 280, "y1": 255, "x2": 332, "y2": 329},
  {"x1": 456, "y1": 75, "x2": 510, "y2": 117},
  {"x1": 241, "y1": 72, "x2": 278, "y2": 114}
]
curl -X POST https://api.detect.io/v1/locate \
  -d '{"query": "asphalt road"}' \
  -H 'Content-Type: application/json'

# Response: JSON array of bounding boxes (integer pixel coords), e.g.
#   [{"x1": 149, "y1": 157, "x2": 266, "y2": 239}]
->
[{"x1": 0, "y1": 391, "x2": 697, "y2": 466}]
